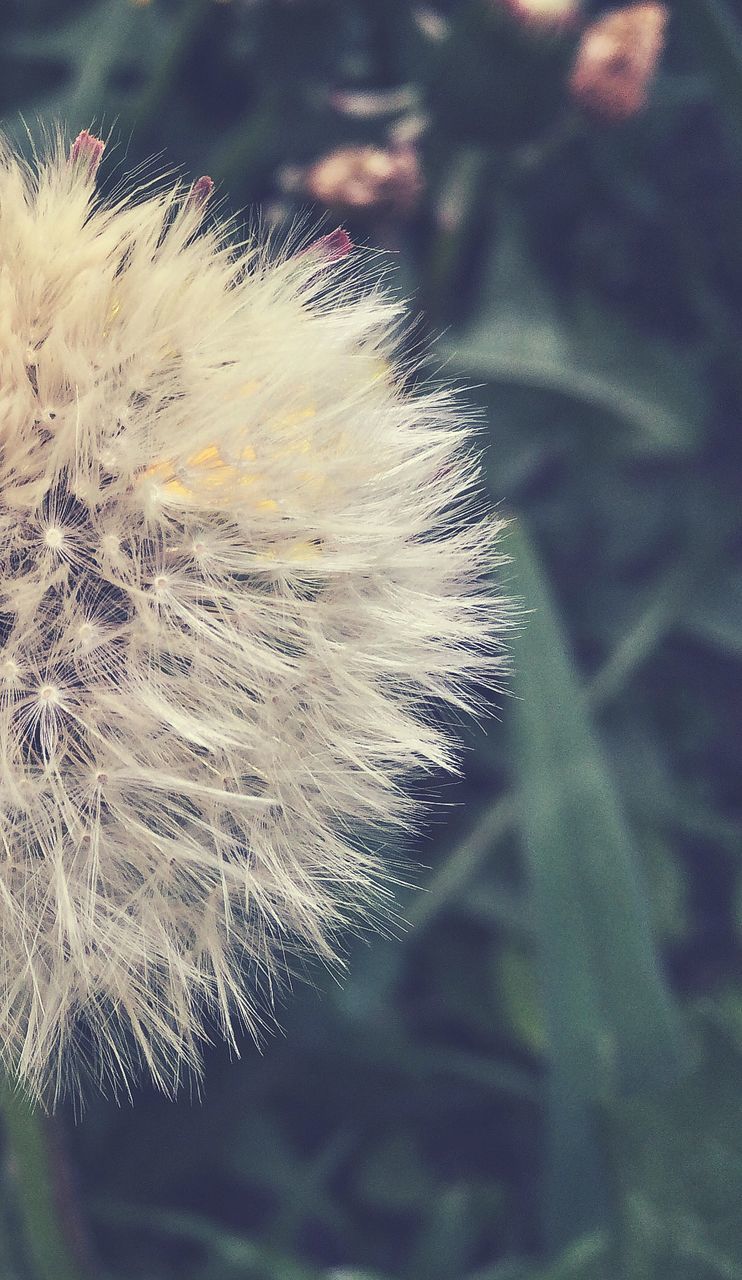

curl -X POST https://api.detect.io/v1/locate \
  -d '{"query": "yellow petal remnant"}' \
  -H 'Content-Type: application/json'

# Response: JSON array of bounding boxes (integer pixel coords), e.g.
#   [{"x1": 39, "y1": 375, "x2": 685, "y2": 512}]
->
[
  {"x1": 102, "y1": 296, "x2": 121, "y2": 339},
  {"x1": 143, "y1": 401, "x2": 320, "y2": 508}
]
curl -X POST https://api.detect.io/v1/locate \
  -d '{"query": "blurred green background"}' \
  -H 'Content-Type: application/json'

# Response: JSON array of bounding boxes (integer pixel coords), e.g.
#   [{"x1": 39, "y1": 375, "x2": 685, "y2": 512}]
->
[{"x1": 1, "y1": 1, "x2": 742, "y2": 1277}]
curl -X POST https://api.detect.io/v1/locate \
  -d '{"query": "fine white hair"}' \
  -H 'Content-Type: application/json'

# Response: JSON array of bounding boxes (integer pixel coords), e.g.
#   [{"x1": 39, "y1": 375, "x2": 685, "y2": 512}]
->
[{"x1": 0, "y1": 131, "x2": 510, "y2": 1106}]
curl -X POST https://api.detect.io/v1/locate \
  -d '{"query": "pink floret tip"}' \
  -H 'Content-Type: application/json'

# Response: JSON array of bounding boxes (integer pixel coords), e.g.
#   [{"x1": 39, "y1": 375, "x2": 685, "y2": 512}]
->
[
  {"x1": 187, "y1": 175, "x2": 215, "y2": 210},
  {"x1": 305, "y1": 227, "x2": 353, "y2": 262},
  {"x1": 69, "y1": 130, "x2": 105, "y2": 177}
]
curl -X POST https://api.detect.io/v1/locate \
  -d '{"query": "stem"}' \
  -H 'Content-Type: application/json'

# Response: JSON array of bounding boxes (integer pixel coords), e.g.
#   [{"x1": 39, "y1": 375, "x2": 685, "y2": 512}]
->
[{"x1": 0, "y1": 1083, "x2": 88, "y2": 1280}]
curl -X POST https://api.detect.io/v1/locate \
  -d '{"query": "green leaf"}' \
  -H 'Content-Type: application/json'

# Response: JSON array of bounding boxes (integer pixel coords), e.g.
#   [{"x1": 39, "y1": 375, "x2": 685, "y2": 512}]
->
[
  {"x1": 0, "y1": 1086, "x2": 85, "y2": 1280},
  {"x1": 677, "y1": 0, "x2": 742, "y2": 133},
  {"x1": 683, "y1": 569, "x2": 742, "y2": 657},
  {"x1": 465, "y1": 1233, "x2": 609, "y2": 1280},
  {"x1": 355, "y1": 1133, "x2": 434, "y2": 1213},
  {"x1": 408, "y1": 1185, "x2": 474, "y2": 1280},
  {"x1": 5, "y1": 0, "x2": 146, "y2": 130},
  {"x1": 508, "y1": 520, "x2": 687, "y2": 1101},
  {"x1": 494, "y1": 944, "x2": 546, "y2": 1056},
  {"x1": 438, "y1": 206, "x2": 706, "y2": 455},
  {"x1": 3, "y1": 0, "x2": 211, "y2": 139},
  {"x1": 508, "y1": 521, "x2": 691, "y2": 1251},
  {"x1": 605, "y1": 1002, "x2": 742, "y2": 1279},
  {"x1": 94, "y1": 1202, "x2": 322, "y2": 1280}
]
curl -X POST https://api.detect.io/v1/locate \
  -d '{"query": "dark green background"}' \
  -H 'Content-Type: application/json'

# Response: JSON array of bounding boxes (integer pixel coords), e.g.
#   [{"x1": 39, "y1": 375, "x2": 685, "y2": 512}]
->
[{"x1": 1, "y1": 2, "x2": 742, "y2": 1277}]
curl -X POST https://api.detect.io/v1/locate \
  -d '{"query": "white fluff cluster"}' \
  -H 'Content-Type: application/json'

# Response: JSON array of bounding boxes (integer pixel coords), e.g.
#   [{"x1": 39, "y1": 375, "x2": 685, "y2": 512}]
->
[{"x1": 0, "y1": 133, "x2": 508, "y2": 1104}]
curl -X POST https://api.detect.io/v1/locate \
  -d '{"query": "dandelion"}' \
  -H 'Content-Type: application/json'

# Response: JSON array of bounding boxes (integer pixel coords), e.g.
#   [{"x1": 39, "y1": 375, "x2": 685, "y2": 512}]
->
[{"x1": 0, "y1": 129, "x2": 509, "y2": 1106}]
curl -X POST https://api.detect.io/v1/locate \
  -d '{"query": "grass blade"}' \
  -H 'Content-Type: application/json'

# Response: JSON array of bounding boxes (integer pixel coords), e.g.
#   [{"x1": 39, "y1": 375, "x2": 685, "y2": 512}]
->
[{"x1": 509, "y1": 520, "x2": 686, "y2": 1098}]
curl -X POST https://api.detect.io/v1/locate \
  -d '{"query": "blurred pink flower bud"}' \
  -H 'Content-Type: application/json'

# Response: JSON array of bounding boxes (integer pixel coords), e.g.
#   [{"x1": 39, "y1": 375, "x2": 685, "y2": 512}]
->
[
  {"x1": 498, "y1": 0, "x2": 582, "y2": 34},
  {"x1": 569, "y1": 3, "x2": 669, "y2": 122},
  {"x1": 330, "y1": 86, "x2": 418, "y2": 119},
  {"x1": 305, "y1": 145, "x2": 423, "y2": 218}
]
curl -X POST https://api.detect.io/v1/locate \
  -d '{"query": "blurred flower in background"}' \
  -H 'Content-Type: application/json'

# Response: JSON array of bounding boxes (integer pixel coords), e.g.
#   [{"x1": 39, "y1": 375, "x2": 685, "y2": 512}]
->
[
  {"x1": 304, "y1": 143, "x2": 423, "y2": 216},
  {"x1": 569, "y1": 3, "x2": 669, "y2": 121},
  {"x1": 498, "y1": 0, "x2": 582, "y2": 35}
]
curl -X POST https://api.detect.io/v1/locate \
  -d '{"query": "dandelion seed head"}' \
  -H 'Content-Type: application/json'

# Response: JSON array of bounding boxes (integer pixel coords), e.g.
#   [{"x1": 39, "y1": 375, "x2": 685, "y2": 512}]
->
[{"x1": 0, "y1": 129, "x2": 511, "y2": 1107}]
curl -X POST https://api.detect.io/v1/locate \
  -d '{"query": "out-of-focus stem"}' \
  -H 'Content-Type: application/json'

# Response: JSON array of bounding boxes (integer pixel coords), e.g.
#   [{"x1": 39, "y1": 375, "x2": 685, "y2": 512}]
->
[{"x1": 0, "y1": 1083, "x2": 88, "y2": 1280}]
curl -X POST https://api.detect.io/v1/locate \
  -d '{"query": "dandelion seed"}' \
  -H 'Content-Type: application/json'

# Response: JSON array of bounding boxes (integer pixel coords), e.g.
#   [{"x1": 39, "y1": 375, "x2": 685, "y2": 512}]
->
[
  {"x1": 0, "y1": 129, "x2": 511, "y2": 1107},
  {"x1": 43, "y1": 527, "x2": 65, "y2": 551}
]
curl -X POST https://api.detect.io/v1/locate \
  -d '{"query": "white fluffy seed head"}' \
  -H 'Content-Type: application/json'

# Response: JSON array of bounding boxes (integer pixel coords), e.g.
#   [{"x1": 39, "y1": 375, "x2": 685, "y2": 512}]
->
[{"x1": 0, "y1": 130, "x2": 510, "y2": 1107}]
